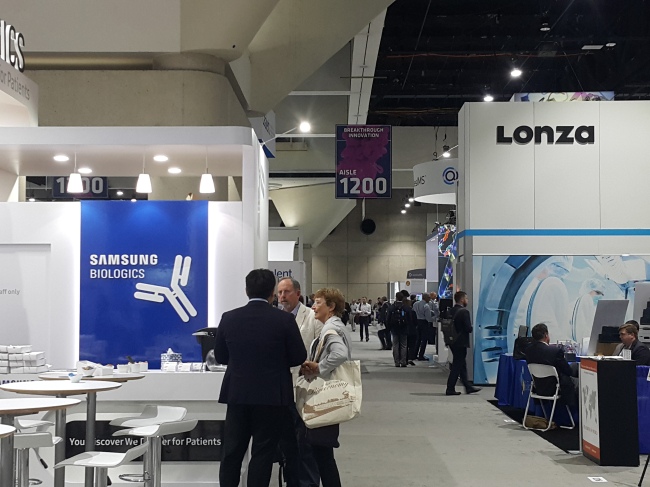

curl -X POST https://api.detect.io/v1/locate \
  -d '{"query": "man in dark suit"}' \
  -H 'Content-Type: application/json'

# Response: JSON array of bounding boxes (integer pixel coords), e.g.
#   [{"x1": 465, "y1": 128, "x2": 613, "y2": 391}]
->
[
  {"x1": 215, "y1": 269, "x2": 307, "y2": 487},
  {"x1": 525, "y1": 323, "x2": 578, "y2": 407},
  {"x1": 617, "y1": 323, "x2": 650, "y2": 365},
  {"x1": 445, "y1": 291, "x2": 481, "y2": 395}
]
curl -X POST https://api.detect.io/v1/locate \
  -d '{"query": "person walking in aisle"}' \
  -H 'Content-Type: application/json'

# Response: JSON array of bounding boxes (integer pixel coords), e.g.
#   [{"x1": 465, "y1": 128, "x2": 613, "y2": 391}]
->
[
  {"x1": 215, "y1": 269, "x2": 307, "y2": 487},
  {"x1": 349, "y1": 299, "x2": 358, "y2": 332},
  {"x1": 388, "y1": 294, "x2": 409, "y2": 367},
  {"x1": 301, "y1": 287, "x2": 351, "y2": 487},
  {"x1": 404, "y1": 297, "x2": 418, "y2": 366},
  {"x1": 413, "y1": 293, "x2": 432, "y2": 361},
  {"x1": 358, "y1": 297, "x2": 372, "y2": 342},
  {"x1": 377, "y1": 297, "x2": 392, "y2": 350},
  {"x1": 445, "y1": 291, "x2": 481, "y2": 396}
]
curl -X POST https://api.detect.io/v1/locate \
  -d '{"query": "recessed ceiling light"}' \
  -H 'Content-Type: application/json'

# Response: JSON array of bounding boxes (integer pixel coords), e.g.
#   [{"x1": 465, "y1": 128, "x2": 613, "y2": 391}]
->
[
  {"x1": 540, "y1": 22, "x2": 550, "y2": 32},
  {"x1": 168, "y1": 167, "x2": 182, "y2": 174},
  {"x1": 53, "y1": 155, "x2": 69, "y2": 162},
  {"x1": 28, "y1": 197, "x2": 35, "y2": 202},
  {"x1": 78, "y1": 167, "x2": 92, "y2": 174},
  {"x1": 408, "y1": 197, "x2": 414, "y2": 203},
  {"x1": 116, "y1": 190, "x2": 124, "y2": 196},
  {"x1": 405, "y1": 203, "x2": 411, "y2": 208},
  {"x1": 401, "y1": 209, "x2": 407, "y2": 214},
  {"x1": 582, "y1": 44, "x2": 604, "y2": 50},
  {"x1": 510, "y1": 68, "x2": 522, "y2": 77},
  {"x1": 153, "y1": 155, "x2": 168, "y2": 162},
  {"x1": 606, "y1": 42, "x2": 616, "y2": 48},
  {"x1": 484, "y1": 95, "x2": 494, "y2": 102},
  {"x1": 131, "y1": 198, "x2": 137, "y2": 202},
  {"x1": 299, "y1": 121, "x2": 311, "y2": 133}
]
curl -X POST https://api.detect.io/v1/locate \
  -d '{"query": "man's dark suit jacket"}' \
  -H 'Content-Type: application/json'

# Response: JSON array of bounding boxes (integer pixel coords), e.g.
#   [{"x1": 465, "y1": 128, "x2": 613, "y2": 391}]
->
[
  {"x1": 525, "y1": 341, "x2": 576, "y2": 403},
  {"x1": 450, "y1": 304, "x2": 472, "y2": 348},
  {"x1": 630, "y1": 339, "x2": 650, "y2": 365},
  {"x1": 214, "y1": 300, "x2": 307, "y2": 406}
]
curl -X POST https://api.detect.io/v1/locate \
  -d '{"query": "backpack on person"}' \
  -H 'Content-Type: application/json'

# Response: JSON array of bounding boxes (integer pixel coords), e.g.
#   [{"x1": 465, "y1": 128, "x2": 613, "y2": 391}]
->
[
  {"x1": 440, "y1": 308, "x2": 460, "y2": 346},
  {"x1": 387, "y1": 304, "x2": 408, "y2": 330}
]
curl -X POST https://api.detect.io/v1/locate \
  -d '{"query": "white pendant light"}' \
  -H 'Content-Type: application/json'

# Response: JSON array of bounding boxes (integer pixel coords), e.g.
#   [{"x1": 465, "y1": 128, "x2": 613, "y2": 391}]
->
[
  {"x1": 136, "y1": 155, "x2": 152, "y2": 193},
  {"x1": 67, "y1": 153, "x2": 84, "y2": 193},
  {"x1": 199, "y1": 149, "x2": 215, "y2": 194}
]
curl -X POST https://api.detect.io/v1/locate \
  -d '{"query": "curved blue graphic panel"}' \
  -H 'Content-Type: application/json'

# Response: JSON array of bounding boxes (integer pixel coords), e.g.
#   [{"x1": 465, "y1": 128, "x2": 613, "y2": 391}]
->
[{"x1": 80, "y1": 201, "x2": 208, "y2": 368}]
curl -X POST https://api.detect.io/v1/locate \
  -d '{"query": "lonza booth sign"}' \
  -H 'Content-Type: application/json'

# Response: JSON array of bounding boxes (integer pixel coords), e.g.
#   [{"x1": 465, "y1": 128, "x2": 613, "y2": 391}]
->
[{"x1": 0, "y1": 19, "x2": 25, "y2": 72}]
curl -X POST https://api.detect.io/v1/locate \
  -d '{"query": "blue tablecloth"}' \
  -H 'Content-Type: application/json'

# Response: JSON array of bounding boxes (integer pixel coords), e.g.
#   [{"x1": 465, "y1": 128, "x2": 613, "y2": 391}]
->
[{"x1": 495, "y1": 354, "x2": 650, "y2": 454}]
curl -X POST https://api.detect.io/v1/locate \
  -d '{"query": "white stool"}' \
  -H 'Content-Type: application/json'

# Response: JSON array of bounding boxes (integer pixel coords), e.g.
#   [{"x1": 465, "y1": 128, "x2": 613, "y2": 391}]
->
[
  {"x1": 15, "y1": 419, "x2": 54, "y2": 430},
  {"x1": 110, "y1": 406, "x2": 186, "y2": 483},
  {"x1": 54, "y1": 442, "x2": 148, "y2": 487},
  {"x1": 14, "y1": 432, "x2": 61, "y2": 487},
  {"x1": 114, "y1": 419, "x2": 198, "y2": 487}
]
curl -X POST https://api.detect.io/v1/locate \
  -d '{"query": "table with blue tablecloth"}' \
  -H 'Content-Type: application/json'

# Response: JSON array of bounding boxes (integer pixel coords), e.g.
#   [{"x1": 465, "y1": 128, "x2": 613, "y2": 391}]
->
[{"x1": 495, "y1": 354, "x2": 650, "y2": 454}]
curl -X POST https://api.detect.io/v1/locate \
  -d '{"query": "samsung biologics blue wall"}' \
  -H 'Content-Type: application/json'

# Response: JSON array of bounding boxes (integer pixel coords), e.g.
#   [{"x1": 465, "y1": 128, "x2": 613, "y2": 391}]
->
[{"x1": 80, "y1": 201, "x2": 208, "y2": 368}]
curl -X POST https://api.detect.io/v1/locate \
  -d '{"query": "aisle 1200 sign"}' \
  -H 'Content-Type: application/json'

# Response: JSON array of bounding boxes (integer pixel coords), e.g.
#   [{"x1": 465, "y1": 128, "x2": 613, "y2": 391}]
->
[{"x1": 336, "y1": 125, "x2": 391, "y2": 199}]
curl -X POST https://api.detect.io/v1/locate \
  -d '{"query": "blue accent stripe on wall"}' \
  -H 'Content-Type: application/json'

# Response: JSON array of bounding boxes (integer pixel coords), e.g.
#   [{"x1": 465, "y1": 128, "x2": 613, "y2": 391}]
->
[{"x1": 458, "y1": 228, "x2": 650, "y2": 239}]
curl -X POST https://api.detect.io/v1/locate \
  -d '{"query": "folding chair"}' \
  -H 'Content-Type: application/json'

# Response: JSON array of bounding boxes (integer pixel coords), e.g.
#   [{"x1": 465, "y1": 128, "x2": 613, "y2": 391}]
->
[{"x1": 523, "y1": 363, "x2": 576, "y2": 432}]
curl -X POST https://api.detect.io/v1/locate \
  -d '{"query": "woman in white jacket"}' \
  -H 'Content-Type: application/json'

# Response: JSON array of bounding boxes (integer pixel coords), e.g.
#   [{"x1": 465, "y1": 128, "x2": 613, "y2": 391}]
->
[{"x1": 301, "y1": 287, "x2": 350, "y2": 487}]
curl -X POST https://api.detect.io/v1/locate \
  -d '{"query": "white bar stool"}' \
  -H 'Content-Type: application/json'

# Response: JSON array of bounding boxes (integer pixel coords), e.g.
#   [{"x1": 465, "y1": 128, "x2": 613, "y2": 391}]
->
[
  {"x1": 110, "y1": 405, "x2": 186, "y2": 483},
  {"x1": 110, "y1": 405, "x2": 187, "y2": 428},
  {"x1": 14, "y1": 432, "x2": 61, "y2": 487},
  {"x1": 54, "y1": 442, "x2": 148, "y2": 487},
  {"x1": 114, "y1": 419, "x2": 198, "y2": 487}
]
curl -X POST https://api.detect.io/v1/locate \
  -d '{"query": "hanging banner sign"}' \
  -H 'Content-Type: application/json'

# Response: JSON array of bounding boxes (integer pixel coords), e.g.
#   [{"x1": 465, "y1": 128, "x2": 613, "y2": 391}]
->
[
  {"x1": 80, "y1": 201, "x2": 208, "y2": 369},
  {"x1": 335, "y1": 125, "x2": 391, "y2": 199}
]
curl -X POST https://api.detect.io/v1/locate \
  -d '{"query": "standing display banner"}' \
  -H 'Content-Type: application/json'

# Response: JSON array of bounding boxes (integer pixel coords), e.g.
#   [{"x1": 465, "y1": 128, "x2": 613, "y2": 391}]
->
[
  {"x1": 335, "y1": 125, "x2": 391, "y2": 199},
  {"x1": 80, "y1": 201, "x2": 208, "y2": 368},
  {"x1": 269, "y1": 261, "x2": 306, "y2": 289}
]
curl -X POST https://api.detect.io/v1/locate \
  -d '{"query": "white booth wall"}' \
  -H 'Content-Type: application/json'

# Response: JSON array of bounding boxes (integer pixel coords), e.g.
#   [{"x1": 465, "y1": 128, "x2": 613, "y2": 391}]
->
[{"x1": 457, "y1": 101, "x2": 650, "y2": 384}]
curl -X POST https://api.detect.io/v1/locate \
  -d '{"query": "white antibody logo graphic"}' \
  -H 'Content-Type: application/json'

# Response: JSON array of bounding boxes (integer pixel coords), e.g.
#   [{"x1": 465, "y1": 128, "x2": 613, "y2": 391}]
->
[{"x1": 134, "y1": 255, "x2": 197, "y2": 322}]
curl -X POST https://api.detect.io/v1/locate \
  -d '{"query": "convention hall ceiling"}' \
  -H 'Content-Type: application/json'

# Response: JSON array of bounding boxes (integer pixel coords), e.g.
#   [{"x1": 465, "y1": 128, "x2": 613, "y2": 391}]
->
[{"x1": 367, "y1": 0, "x2": 650, "y2": 126}]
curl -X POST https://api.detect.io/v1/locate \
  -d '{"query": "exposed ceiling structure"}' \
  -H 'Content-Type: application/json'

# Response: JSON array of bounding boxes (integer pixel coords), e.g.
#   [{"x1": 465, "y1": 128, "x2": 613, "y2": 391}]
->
[{"x1": 368, "y1": 0, "x2": 650, "y2": 126}]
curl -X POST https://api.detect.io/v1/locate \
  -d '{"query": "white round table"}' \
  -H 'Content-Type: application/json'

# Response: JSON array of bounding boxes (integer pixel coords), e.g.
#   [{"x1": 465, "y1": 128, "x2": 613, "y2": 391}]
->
[
  {"x1": 0, "y1": 381, "x2": 121, "y2": 487},
  {"x1": 0, "y1": 398, "x2": 79, "y2": 487},
  {"x1": 39, "y1": 372, "x2": 145, "y2": 383}
]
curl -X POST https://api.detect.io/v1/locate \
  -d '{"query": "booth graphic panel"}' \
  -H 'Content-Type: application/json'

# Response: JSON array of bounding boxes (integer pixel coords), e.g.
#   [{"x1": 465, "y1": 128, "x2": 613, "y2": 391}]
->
[
  {"x1": 473, "y1": 254, "x2": 650, "y2": 384},
  {"x1": 80, "y1": 201, "x2": 208, "y2": 368}
]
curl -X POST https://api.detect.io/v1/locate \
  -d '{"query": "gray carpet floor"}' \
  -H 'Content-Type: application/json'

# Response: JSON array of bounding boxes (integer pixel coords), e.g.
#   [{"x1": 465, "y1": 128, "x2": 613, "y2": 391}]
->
[{"x1": 328, "y1": 328, "x2": 646, "y2": 487}]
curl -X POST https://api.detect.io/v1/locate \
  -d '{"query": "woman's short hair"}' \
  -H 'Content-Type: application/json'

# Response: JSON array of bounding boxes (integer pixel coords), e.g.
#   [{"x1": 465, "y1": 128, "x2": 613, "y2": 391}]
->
[{"x1": 314, "y1": 288, "x2": 346, "y2": 318}]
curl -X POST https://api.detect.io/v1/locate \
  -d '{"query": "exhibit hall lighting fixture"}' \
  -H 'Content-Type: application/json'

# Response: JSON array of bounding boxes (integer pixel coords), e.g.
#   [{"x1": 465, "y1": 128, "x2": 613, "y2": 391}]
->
[
  {"x1": 67, "y1": 153, "x2": 84, "y2": 193},
  {"x1": 28, "y1": 197, "x2": 35, "y2": 202},
  {"x1": 401, "y1": 209, "x2": 407, "y2": 214},
  {"x1": 116, "y1": 190, "x2": 124, "y2": 196},
  {"x1": 510, "y1": 68, "x2": 522, "y2": 77},
  {"x1": 53, "y1": 154, "x2": 69, "y2": 162},
  {"x1": 78, "y1": 167, "x2": 92, "y2": 174},
  {"x1": 484, "y1": 94, "x2": 494, "y2": 102},
  {"x1": 442, "y1": 145, "x2": 451, "y2": 158},
  {"x1": 405, "y1": 203, "x2": 411, "y2": 208},
  {"x1": 136, "y1": 155, "x2": 152, "y2": 194},
  {"x1": 262, "y1": 120, "x2": 312, "y2": 146},
  {"x1": 168, "y1": 167, "x2": 181, "y2": 174},
  {"x1": 153, "y1": 155, "x2": 168, "y2": 162},
  {"x1": 199, "y1": 149, "x2": 215, "y2": 194},
  {"x1": 408, "y1": 196, "x2": 414, "y2": 203}
]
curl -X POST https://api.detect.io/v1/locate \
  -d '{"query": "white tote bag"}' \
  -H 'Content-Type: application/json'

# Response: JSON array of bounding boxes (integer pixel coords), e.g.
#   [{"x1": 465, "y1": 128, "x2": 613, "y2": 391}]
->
[{"x1": 296, "y1": 330, "x2": 362, "y2": 429}]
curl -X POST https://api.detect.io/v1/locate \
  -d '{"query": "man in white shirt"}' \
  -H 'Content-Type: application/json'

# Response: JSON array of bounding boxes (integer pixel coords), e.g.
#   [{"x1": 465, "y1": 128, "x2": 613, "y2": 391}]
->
[
  {"x1": 358, "y1": 297, "x2": 372, "y2": 342},
  {"x1": 350, "y1": 299, "x2": 359, "y2": 332},
  {"x1": 276, "y1": 277, "x2": 320, "y2": 487},
  {"x1": 278, "y1": 277, "x2": 320, "y2": 352}
]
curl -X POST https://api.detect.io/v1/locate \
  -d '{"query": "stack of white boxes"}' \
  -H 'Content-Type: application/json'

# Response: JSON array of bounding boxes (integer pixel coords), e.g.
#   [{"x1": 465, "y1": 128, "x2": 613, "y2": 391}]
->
[{"x1": 0, "y1": 345, "x2": 48, "y2": 374}]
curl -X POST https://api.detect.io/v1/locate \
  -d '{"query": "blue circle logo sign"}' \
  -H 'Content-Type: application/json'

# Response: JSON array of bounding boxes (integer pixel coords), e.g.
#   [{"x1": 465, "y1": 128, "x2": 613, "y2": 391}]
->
[{"x1": 442, "y1": 167, "x2": 458, "y2": 185}]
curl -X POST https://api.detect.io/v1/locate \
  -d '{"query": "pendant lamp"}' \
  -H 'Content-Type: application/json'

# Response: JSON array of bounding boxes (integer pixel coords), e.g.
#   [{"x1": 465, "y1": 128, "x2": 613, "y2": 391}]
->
[
  {"x1": 199, "y1": 149, "x2": 215, "y2": 194},
  {"x1": 67, "y1": 153, "x2": 84, "y2": 193},
  {"x1": 136, "y1": 155, "x2": 152, "y2": 193}
]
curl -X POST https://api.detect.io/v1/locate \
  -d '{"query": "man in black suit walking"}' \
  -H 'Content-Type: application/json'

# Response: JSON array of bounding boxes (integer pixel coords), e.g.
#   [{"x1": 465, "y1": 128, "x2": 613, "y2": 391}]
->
[
  {"x1": 215, "y1": 269, "x2": 307, "y2": 487},
  {"x1": 445, "y1": 291, "x2": 481, "y2": 396}
]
